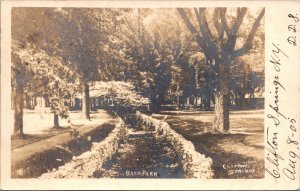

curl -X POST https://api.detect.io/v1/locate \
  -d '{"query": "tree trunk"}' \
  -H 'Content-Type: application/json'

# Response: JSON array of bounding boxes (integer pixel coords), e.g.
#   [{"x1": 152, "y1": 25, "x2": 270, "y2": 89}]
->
[
  {"x1": 203, "y1": 93, "x2": 211, "y2": 110},
  {"x1": 240, "y1": 72, "x2": 247, "y2": 109},
  {"x1": 44, "y1": 95, "x2": 50, "y2": 107},
  {"x1": 82, "y1": 82, "x2": 90, "y2": 120},
  {"x1": 75, "y1": 98, "x2": 80, "y2": 109},
  {"x1": 176, "y1": 96, "x2": 180, "y2": 110},
  {"x1": 150, "y1": 96, "x2": 161, "y2": 114},
  {"x1": 33, "y1": 96, "x2": 37, "y2": 108},
  {"x1": 98, "y1": 97, "x2": 101, "y2": 107},
  {"x1": 13, "y1": 78, "x2": 25, "y2": 137},
  {"x1": 25, "y1": 94, "x2": 31, "y2": 109},
  {"x1": 186, "y1": 97, "x2": 190, "y2": 105},
  {"x1": 176, "y1": 83, "x2": 180, "y2": 110},
  {"x1": 213, "y1": 63, "x2": 230, "y2": 132},
  {"x1": 54, "y1": 113, "x2": 59, "y2": 128},
  {"x1": 152, "y1": 97, "x2": 160, "y2": 113},
  {"x1": 194, "y1": 96, "x2": 198, "y2": 106},
  {"x1": 213, "y1": 91, "x2": 229, "y2": 131},
  {"x1": 69, "y1": 96, "x2": 72, "y2": 108},
  {"x1": 92, "y1": 98, "x2": 96, "y2": 111},
  {"x1": 116, "y1": 103, "x2": 119, "y2": 115},
  {"x1": 199, "y1": 96, "x2": 203, "y2": 109},
  {"x1": 157, "y1": 93, "x2": 164, "y2": 112}
]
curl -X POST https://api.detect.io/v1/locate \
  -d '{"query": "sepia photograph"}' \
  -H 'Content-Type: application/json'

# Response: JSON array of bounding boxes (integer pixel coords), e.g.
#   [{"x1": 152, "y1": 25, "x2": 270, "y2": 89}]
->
[{"x1": 9, "y1": 7, "x2": 266, "y2": 179}]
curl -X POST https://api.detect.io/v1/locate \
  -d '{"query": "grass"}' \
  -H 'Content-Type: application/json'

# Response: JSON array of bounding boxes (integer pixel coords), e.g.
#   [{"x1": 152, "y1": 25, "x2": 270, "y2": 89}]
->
[
  {"x1": 11, "y1": 110, "x2": 116, "y2": 148},
  {"x1": 154, "y1": 109, "x2": 264, "y2": 179},
  {"x1": 11, "y1": 109, "x2": 120, "y2": 178},
  {"x1": 10, "y1": 109, "x2": 107, "y2": 135}
]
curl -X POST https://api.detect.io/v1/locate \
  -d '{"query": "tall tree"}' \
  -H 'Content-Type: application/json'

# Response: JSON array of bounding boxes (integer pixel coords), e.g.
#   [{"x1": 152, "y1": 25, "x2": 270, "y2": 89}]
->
[
  {"x1": 12, "y1": 8, "x2": 78, "y2": 135},
  {"x1": 178, "y1": 7, "x2": 264, "y2": 131},
  {"x1": 54, "y1": 8, "x2": 125, "y2": 120},
  {"x1": 120, "y1": 9, "x2": 159, "y2": 112},
  {"x1": 12, "y1": 41, "x2": 77, "y2": 129}
]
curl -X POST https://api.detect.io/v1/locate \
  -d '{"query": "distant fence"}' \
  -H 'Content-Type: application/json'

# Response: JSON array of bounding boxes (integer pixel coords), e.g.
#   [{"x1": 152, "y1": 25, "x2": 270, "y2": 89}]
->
[{"x1": 136, "y1": 111, "x2": 214, "y2": 178}]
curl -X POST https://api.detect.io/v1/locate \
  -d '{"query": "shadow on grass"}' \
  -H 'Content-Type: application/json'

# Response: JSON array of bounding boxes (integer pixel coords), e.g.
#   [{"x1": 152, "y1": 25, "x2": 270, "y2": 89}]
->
[
  {"x1": 161, "y1": 115, "x2": 264, "y2": 179},
  {"x1": 12, "y1": 127, "x2": 71, "y2": 150},
  {"x1": 11, "y1": 123, "x2": 115, "y2": 178}
]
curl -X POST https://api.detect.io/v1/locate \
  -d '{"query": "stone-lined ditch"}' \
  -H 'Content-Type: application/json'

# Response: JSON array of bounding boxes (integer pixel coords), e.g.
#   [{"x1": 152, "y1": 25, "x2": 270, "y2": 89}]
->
[
  {"x1": 94, "y1": 129, "x2": 184, "y2": 178},
  {"x1": 39, "y1": 112, "x2": 213, "y2": 179},
  {"x1": 136, "y1": 112, "x2": 214, "y2": 178}
]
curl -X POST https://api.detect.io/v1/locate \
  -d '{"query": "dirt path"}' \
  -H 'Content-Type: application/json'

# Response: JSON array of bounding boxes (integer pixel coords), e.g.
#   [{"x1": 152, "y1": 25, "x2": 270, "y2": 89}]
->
[{"x1": 94, "y1": 129, "x2": 184, "y2": 178}]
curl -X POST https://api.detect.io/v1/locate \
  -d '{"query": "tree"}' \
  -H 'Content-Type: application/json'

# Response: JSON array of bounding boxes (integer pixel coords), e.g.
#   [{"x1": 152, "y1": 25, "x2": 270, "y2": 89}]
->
[
  {"x1": 12, "y1": 41, "x2": 77, "y2": 129},
  {"x1": 53, "y1": 9, "x2": 99, "y2": 120},
  {"x1": 46, "y1": 8, "x2": 126, "y2": 120},
  {"x1": 12, "y1": 8, "x2": 78, "y2": 134},
  {"x1": 11, "y1": 8, "x2": 47, "y2": 137},
  {"x1": 178, "y1": 7, "x2": 264, "y2": 131},
  {"x1": 119, "y1": 9, "x2": 159, "y2": 112},
  {"x1": 121, "y1": 9, "x2": 195, "y2": 113},
  {"x1": 167, "y1": 65, "x2": 184, "y2": 109}
]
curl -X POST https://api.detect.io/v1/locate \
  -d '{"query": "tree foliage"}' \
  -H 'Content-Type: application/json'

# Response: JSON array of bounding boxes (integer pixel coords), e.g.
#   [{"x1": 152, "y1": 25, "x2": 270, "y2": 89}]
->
[
  {"x1": 90, "y1": 81, "x2": 150, "y2": 106},
  {"x1": 12, "y1": 41, "x2": 78, "y2": 119}
]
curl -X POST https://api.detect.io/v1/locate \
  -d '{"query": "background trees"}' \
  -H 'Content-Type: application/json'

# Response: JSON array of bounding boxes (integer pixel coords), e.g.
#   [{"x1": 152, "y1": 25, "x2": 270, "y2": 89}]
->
[
  {"x1": 12, "y1": 8, "x2": 127, "y2": 136},
  {"x1": 11, "y1": 7, "x2": 265, "y2": 137},
  {"x1": 120, "y1": 9, "x2": 196, "y2": 113}
]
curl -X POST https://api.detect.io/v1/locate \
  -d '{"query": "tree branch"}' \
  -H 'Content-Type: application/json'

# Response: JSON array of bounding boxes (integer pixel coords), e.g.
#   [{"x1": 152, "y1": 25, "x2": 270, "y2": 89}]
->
[
  {"x1": 245, "y1": 8, "x2": 265, "y2": 44},
  {"x1": 194, "y1": 8, "x2": 218, "y2": 57},
  {"x1": 220, "y1": 8, "x2": 230, "y2": 36},
  {"x1": 231, "y1": 7, "x2": 247, "y2": 35},
  {"x1": 194, "y1": 8, "x2": 214, "y2": 40},
  {"x1": 177, "y1": 8, "x2": 210, "y2": 57},
  {"x1": 177, "y1": 8, "x2": 198, "y2": 34},
  {"x1": 213, "y1": 9, "x2": 224, "y2": 39},
  {"x1": 223, "y1": 8, "x2": 247, "y2": 52},
  {"x1": 195, "y1": 35, "x2": 211, "y2": 57},
  {"x1": 232, "y1": 8, "x2": 265, "y2": 58}
]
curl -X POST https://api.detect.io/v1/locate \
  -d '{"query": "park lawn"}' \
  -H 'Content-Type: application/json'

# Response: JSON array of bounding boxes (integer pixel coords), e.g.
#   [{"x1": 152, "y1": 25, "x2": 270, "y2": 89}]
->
[
  {"x1": 156, "y1": 109, "x2": 264, "y2": 179},
  {"x1": 11, "y1": 109, "x2": 120, "y2": 178},
  {"x1": 11, "y1": 110, "x2": 115, "y2": 149}
]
